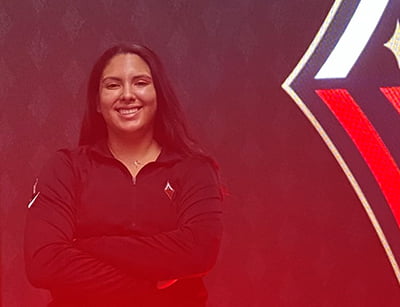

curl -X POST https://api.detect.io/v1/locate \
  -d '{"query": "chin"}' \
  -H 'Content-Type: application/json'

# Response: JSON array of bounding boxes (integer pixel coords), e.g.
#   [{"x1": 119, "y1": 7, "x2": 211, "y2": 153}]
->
[{"x1": 114, "y1": 124, "x2": 153, "y2": 137}]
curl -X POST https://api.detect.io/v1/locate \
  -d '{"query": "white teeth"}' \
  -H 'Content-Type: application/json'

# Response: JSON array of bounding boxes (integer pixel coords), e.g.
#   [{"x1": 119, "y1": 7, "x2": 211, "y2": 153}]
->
[{"x1": 119, "y1": 107, "x2": 140, "y2": 115}]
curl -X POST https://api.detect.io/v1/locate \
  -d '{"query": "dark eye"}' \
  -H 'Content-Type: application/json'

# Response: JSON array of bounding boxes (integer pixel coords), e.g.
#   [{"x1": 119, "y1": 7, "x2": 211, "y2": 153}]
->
[
  {"x1": 105, "y1": 83, "x2": 120, "y2": 89},
  {"x1": 135, "y1": 80, "x2": 149, "y2": 87}
]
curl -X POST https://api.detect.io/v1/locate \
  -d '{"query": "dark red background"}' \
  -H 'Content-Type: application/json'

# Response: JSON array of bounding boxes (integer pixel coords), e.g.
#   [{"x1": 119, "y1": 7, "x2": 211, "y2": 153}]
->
[{"x1": 1, "y1": 0, "x2": 399, "y2": 306}]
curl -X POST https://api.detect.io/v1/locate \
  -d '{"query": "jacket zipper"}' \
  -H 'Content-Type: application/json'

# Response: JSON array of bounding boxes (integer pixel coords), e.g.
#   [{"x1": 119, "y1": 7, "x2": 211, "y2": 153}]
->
[{"x1": 109, "y1": 156, "x2": 160, "y2": 186}]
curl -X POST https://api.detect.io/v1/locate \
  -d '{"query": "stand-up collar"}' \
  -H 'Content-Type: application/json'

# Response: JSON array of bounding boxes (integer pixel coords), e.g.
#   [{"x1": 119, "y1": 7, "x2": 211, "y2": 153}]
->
[{"x1": 89, "y1": 138, "x2": 184, "y2": 165}]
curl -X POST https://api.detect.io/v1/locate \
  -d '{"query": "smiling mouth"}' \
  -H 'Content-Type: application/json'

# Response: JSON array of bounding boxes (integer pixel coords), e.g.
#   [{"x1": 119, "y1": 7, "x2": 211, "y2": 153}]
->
[{"x1": 117, "y1": 107, "x2": 142, "y2": 116}]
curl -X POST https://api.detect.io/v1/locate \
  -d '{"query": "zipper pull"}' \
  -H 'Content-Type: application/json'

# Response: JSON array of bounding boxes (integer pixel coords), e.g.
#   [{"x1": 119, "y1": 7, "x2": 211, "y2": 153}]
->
[{"x1": 132, "y1": 176, "x2": 137, "y2": 185}]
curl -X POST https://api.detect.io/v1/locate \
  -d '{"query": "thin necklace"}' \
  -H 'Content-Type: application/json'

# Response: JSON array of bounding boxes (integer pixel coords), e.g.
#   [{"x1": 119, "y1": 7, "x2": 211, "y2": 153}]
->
[{"x1": 108, "y1": 142, "x2": 159, "y2": 168}]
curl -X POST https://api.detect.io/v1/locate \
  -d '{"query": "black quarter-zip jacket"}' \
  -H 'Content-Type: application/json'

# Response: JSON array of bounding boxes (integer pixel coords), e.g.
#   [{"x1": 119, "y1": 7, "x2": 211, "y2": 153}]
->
[{"x1": 24, "y1": 139, "x2": 223, "y2": 307}]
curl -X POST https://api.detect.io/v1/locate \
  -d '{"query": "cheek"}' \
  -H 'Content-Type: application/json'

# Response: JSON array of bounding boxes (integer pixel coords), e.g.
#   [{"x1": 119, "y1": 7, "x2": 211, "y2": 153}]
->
[
  {"x1": 97, "y1": 100, "x2": 113, "y2": 119},
  {"x1": 148, "y1": 97, "x2": 157, "y2": 113},
  {"x1": 98, "y1": 92, "x2": 114, "y2": 110},
  {"x1": 138, "y1": 86, "x2": 157, "y2": 102}
]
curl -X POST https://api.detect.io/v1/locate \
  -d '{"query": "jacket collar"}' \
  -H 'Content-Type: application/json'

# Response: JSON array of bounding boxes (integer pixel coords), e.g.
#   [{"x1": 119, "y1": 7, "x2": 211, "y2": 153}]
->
[{"x1": 89, "y1": 138, "x2": 183, "y2": 165}]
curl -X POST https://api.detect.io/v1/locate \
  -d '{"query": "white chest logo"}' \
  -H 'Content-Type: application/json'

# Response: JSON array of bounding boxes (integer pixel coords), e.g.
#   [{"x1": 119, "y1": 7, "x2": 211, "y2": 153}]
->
[{"x1": 164, "y1": 181, "x2": 175, "y2": 200}]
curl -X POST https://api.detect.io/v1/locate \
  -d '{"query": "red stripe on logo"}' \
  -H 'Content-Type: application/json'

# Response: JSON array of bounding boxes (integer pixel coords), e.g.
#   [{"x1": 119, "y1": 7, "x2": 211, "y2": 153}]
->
[
  {"x1": 316, "y1": 89, "x2": 400, "y2": 227},
  {"x1": 380, "y1": 87, "x2": 400, "y2": 115}
]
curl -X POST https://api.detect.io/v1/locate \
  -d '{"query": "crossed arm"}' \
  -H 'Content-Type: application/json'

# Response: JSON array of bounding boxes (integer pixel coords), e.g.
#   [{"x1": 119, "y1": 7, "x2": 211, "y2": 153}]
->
[{"x1": 24, "y1": 152, "x2": 223, "y2": 297}]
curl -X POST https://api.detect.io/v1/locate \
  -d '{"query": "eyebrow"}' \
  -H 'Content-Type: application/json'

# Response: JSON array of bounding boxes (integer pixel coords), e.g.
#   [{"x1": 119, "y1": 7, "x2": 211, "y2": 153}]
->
[{"x1": 101, "y1": 74, "x2": 152, "y2": 83}]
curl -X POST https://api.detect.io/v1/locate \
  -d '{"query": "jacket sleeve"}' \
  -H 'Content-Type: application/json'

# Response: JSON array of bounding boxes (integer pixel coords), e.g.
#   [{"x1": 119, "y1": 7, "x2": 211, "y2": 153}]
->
[
  {"x1": 75, "y1": 158, "x2": 223, "y2": 281},
  {"x1": 24, "y1": 151, "x2": 155, "y2": 297}
]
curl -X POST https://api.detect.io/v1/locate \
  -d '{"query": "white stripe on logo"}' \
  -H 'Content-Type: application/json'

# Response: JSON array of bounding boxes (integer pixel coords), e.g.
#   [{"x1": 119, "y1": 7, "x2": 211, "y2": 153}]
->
[{"x1": 315, "y1": 0, "x2": 389, "y2": 79}]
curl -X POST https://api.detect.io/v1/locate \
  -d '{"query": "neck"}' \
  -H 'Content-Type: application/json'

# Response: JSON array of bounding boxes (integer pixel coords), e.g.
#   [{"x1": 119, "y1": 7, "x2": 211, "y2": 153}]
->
[{"x1": 107, "y1": 129, "x2": 160, "y2": 162}]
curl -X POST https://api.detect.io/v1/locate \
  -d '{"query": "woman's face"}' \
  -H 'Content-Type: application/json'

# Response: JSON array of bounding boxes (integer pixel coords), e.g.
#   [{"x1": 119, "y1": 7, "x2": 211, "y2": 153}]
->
[{"x1": 98, "y1": 53, "x2": 157, "y2": 138}]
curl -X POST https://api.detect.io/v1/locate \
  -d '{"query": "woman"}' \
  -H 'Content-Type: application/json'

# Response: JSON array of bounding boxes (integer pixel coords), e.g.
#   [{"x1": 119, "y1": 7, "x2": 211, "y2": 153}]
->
[{"x1": 24, "y1": 44, "x2": 223, "y2": 307}]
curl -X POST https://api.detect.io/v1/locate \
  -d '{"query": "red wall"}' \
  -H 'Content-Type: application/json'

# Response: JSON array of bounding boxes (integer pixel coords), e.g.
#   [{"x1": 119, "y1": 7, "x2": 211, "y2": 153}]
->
[{"x1": 1, "y1": 0, "x2": 399, "y2": 306}]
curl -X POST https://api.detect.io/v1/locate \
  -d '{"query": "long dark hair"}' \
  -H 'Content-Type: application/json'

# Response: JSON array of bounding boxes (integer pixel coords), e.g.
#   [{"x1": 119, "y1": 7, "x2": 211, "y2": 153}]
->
[{"x1": 79, "y1": 43, "x2": 211, "y2": 161}]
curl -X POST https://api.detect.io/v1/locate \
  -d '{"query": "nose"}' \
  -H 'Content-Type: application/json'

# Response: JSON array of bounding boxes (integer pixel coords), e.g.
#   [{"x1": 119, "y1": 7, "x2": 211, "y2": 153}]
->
[{"x1": 121, "y1": 84, "x2": 135, "y2": 102}]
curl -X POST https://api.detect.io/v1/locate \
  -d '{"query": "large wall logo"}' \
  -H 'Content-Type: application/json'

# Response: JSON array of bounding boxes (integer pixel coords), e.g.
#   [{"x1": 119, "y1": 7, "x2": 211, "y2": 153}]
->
[{"x1": 283, "y1": 0, "x2": 400, "y2": 283}]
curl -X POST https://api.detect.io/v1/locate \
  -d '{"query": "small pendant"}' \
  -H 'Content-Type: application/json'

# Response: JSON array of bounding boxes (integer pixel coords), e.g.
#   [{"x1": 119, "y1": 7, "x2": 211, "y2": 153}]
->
[{"x1": 134, "y1": 160, "x2": 141, "y2": 167}]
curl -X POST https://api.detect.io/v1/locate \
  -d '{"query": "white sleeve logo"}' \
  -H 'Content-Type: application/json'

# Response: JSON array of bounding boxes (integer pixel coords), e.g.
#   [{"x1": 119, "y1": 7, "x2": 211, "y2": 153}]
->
[{"x1": 27, "y1": 178, "x2": 40, "y2": 209}]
